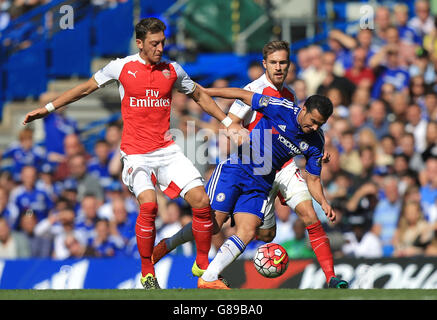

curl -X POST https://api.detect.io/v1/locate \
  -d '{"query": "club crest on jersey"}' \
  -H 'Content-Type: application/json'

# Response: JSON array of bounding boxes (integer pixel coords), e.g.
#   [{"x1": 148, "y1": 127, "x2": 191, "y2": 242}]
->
[
  {"x1": 259, "y1": 95, "x2": 270, "y2": 107},
  {"x1": 299, "y1": 141, "x2": 309, "y2": 151},
  {"x1": 162, "y1": 69, "x2": 171, "y2": 79},
  {"x1": 216, "y1": 193, "x2": 226, "y2": 202},
  {"x1": 127, "y1": 167, "x2": 133, "y2": 175}
]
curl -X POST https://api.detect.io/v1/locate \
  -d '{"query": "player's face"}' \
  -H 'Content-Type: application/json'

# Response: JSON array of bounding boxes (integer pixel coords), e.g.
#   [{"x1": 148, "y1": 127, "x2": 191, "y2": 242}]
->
[
  {"x1": 263, "y1": 50, "x2": 289, "y2": 89},
  {"x1": 298, "y1": 106, "x2": 327, "y2": 134},
  {"x1": 137, "y1": 31, "x2": 166, "y2": 64}
]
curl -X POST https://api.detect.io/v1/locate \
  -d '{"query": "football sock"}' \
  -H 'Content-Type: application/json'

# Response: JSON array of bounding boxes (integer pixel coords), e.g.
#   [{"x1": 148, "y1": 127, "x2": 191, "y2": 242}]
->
[
  {"x1": 165, "y1": 222, "x2": 194, "y2": 251},
  {"x1": 191, "y1": 206, "x2": 213, "y2": 270},
  {"x1": 201, "y1": 235, "x2": 245, "y2": 282},
  {"x1": 136, "y1": 202, "x2": 158, "y2": 277},
  {"x1": 306, "y1": 220, "x2": 336, "y2": 283}
]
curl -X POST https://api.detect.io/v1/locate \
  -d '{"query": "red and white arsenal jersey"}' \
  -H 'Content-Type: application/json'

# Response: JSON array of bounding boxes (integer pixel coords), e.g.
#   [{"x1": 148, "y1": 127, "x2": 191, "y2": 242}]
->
[
  {"x1": 228, "y1": 74, "x2": 297, "y2": 131},
  {"x1": 94, "y1": 53, "x2": 196, "y2": 155}
]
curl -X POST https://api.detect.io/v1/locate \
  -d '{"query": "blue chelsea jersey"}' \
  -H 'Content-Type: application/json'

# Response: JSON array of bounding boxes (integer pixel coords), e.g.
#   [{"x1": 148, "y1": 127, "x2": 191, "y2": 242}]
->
[{"x1": 230, "y1": 93, "x2": 325, "y2": 187}]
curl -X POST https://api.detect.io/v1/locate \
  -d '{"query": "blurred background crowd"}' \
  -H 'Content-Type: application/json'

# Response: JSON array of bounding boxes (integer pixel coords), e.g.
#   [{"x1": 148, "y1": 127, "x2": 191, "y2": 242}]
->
[{"x1": 0, "y1": 0, "x2": 436, "y2": 264}]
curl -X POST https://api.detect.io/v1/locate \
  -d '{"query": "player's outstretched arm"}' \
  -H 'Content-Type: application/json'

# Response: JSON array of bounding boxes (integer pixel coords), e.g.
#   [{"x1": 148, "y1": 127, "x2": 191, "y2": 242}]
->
[
  {"x1": 22, "y1": 77, "x2": 100, "y2": 125},
  {"x1": 204, "y1": 87, "x2": 255, "y2": 107},
  {"x1": 305, "y1": 172, "x2": 336, "y2": 222}
]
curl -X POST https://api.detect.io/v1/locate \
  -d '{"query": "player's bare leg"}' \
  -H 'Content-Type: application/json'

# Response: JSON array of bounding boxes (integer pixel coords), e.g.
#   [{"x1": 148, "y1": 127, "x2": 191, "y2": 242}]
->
[
  {"x1": 183, "y1": 186, "x2": 215, "y2": 271},
  {"x1": 136, "y1": 189, "x2": 160, "y2": 289},
  {"x1": 199, "y1": 213, "x2": 261, "y2": 289},
  {"x1": 293, "y1": 199, "x2": 348, "y2": 288}
]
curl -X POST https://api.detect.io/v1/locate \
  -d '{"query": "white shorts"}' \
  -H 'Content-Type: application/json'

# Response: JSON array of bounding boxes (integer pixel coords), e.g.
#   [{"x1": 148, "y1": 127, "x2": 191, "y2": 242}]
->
[
  {"x1": 260, "y1": 161, "x2": 312, "y2": 230},
  {"x1": 120, "y1": 143, "x2": 204, "y2": 199}
]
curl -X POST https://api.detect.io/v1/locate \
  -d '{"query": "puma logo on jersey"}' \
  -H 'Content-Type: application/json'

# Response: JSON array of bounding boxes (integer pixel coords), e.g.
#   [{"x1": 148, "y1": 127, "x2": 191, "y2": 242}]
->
[{"x1": 128, "y1": 70, "x2": 138, "y2": 78}]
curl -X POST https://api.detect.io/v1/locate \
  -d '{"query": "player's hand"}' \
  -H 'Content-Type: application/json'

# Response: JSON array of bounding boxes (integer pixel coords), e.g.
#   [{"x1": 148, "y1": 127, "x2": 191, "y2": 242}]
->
[
  {"x1": 22, "y1": 107, "x2": 50, "y2": 125},
  {"x1": 321, "y1": 201, "x2": 336, "y2": 222},
  {"x1": 226, "y1": 122, "x2": 249, "y2": 145},
  {"x1": 322, "y1": 151, "x2": 331, "y2": 163}
]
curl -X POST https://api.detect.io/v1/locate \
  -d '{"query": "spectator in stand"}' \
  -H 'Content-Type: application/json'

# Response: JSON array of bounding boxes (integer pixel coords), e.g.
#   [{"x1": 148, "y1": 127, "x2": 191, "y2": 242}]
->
[
  {"x1": 0, "y1": 186, "x2": 19, "y2": 230},
  {"x1": 423, "y1": 16, "x2": 437, "y2": 61},
  {"x1": 370, "y1": 45, "x2": 410, "y2": 100},
  {"x1": 291, "y1": 79, "x2": 307, "y2": 107},
  {"x1": 90, "y1": 218, "x2": 125, "y2": 257},
  {"x1": 107, "y1": 195, "x2": 136, "y2": 246},
  {"x1": 393, "y1": 200, "x2": 433, "y2": 257},
  {"x1": 280, "y1": 219, "x2": 315, "y2": 259},
  {"x1": 325, "y1": 87, "x2": 349, "y2": 119},
  {"x1": 419, "y1": 156, "x2": 437, "y2": 221},
  {"x1": 348, "y1": 104, "x2": 367, "y2": 134},
  {"x1": 351, "y1": 85, "x2": 371, "y2": 108},
  {"x1": 422, "y1": 121, "x2": 437, "y2": 162},
  {"x1": 316, "y1": 51, "x2": 356, "y2": 105},
  {"x1": 66, "y1": 153, "x2": 104, "y2": 202},
  {"x1": 34, "y1": 206, "x2": 86, "y2": 260},
  {"x1": 342, "y1": 214, "x2": 383, "y2": 258},
  {"x1": 41, "y1": 106, "x2": 79, "y2": 163},
  {"x1": 389, "y1": 92, "x2": 409, "y2": 122},
  {"x1": 296, "y1": 47, "x2": 311, "y2": 78},
  {"x1": 409, "y1": 48, "x2": 436, "y2": 85},
  {"x1": 0, "y1": 128, "x2": 48, "y2": 182},
  {"x1": 300, "y1": 45, "x2": 325, "y2": 95},
  {"x1": 405, "y1": 103, "x2": 428, "y2": 153},
  {"x1": 10, "y1": 165, "x2": 54, "y2": 225},
  {"x1": 64, "y1": 233, "x2": 97, "y2": 259},
  {"x1": 339, "y1": 129, "x2": 362, "y2": 176},
  {"x1": 345, "y1": 47, "x2": 375, "y2": 88},
  {"x1": 363, "y1": 99, "x2": 390, "y2": 140},
  {"x1": 75, "y1": 194, "x2": 100, "y2": 243},
  {"x1": 408, "y1": 0, "x2": 434, "y2": 39},
  {"x1": 350, "y1": 145, "x2": 377, "y2": 193},
  {"x1": 373, "y1": 6, "x2": 393, "y2": 49},
  {"x1": 87, "y1": 139, "x2": 114, "y2": 190},
  {"x1": 371, "y1": 175, "x2": 403, "y2": 256},
  {"x1": 247, "y1": 60, "x2": 264, "y2": 82},
  {"x1": 398, "y1": 132, "x2": 425, "y2": 172},
  {"x1": 410, "y1": 75, "x2": 427, "y2": 108},
  {"x1": 379, "y1": 83, "x2": 396, "y2": 107},
  {"x1": 423, "y1": 91, "x2": 437, "y2": 122},
  {"x1": 377, "y1": 134, "x2": 396, "y2": 170},
  {"x1": 389, "y1": 120, "x2": 407, "y2": 146},
  {"x1": 53, "y1": 133, "x2": 89, "y2": 182},
  {"x1": 394, "y1": 3, "x2": 422, "y2": 47},
  {"x1": 19, "y1": 210, "x2": 52, "y2": 257},
  {"x1": 0, "y1": 216, "x2": 30, "y2": 258}
]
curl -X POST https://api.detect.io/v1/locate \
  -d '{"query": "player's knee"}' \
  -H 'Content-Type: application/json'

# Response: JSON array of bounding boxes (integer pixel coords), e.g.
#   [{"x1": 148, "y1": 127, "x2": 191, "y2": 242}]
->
[
  {"x1": 294, "y1": 199, "x2": 319, "y2": 226},
  {"x1": 185, "y1": 186, "x2": 210, "y2": 208},
  {"x1": 257, "y1": 228, "x2": 276, "y2": 243}
]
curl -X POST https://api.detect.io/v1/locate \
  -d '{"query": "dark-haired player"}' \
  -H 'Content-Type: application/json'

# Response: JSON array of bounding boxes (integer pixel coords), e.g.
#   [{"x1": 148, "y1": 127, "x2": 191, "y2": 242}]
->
[{"x1": 22, "y1": 17, "x2": 242, "y2": 289}]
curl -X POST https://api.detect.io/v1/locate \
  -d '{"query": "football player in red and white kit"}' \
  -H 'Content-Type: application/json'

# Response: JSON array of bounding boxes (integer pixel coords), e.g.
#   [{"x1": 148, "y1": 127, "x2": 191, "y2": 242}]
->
[
  {"x1": 22, "y1": 17, "x2": 243, "y2": 289},
  {"x1": 153, "y1": 41, "x2": 348, "y2": 288}
]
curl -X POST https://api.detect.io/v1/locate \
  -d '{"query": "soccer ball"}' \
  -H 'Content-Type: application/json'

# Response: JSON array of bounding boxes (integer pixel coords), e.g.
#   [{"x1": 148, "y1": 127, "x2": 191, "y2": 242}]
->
[{"x1": 253, "y1": 243, "x2": 289, "y2": 278}]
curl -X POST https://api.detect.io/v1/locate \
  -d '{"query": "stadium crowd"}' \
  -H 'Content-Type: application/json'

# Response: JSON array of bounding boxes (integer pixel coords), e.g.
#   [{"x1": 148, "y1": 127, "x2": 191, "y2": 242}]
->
[{"x1": 0, "y1": 1, "x2": 437, "y2": 263}]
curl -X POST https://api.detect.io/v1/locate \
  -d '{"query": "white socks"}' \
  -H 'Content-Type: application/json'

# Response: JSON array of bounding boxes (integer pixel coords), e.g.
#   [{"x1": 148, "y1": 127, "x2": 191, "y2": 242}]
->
[{"x1": 201, "y1": 235, "x2": 246, "y2": 281}]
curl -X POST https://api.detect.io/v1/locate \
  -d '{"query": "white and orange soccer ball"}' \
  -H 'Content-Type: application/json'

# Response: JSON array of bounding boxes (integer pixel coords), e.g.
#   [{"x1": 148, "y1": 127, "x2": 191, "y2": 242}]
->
[{"x1": 253, "y1": 243, "x2": 289, "y2": 278}]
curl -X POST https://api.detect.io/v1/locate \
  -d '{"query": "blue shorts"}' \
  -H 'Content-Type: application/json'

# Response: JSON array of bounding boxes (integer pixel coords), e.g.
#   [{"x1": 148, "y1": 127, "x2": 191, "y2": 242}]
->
[{"x1": 206, "y1": 162, "x2": 270, "y2": 221}]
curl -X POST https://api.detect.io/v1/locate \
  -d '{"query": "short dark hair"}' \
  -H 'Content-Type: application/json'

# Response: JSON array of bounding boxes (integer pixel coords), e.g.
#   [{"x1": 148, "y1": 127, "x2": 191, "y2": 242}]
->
[
  {"x1": 135, "y1": 17, "x2": 166, "y2": 41},
  {"x1": 304, "y1": 95, "x2": 334, "y2": 120},
  {"x1": 262, "y1": 40, "x2": 290, "y2": 61}
]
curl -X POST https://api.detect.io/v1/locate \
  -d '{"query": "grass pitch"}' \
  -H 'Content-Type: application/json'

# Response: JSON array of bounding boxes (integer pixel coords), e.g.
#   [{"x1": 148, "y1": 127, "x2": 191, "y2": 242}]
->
[{"x1": 1, "y1": 289, "x2": 437, "y2": 300}]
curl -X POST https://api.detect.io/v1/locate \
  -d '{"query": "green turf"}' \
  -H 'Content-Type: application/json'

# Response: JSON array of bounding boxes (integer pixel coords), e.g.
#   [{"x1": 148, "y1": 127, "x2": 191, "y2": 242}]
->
[{"x1": 1, "y1": 289, "x2": 437, "y2": 300}]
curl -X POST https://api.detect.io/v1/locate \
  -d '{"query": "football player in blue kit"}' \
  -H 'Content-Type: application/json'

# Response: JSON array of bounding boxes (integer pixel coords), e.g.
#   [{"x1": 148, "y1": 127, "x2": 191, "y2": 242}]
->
[{"x1": 192, "y1": 88, "x2": 341, "y2": 289}]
